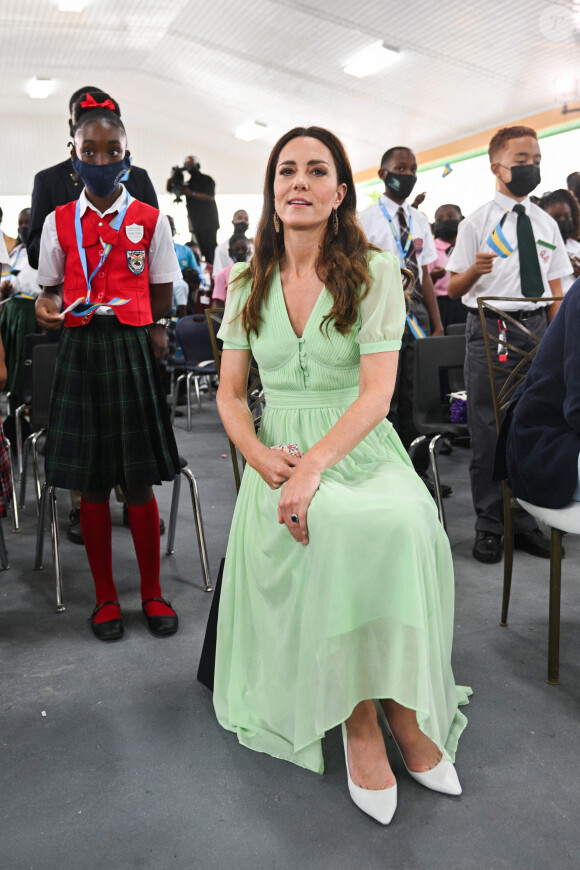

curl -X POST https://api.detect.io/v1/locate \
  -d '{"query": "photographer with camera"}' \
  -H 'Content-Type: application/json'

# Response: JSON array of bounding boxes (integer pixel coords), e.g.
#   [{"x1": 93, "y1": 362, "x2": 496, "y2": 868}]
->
[{"x1": 166, "y1": 156, "x2": 219, "y2": 264}]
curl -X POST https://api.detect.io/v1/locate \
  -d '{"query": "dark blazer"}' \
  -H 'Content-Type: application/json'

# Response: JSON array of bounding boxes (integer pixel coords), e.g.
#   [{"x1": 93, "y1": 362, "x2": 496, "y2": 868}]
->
[
  {"x1": 27, "y1": 159, "x2": 158, "y2": 269},
  {"x1": 495, "y1": 279, "x2": 580, "y2": 508}
]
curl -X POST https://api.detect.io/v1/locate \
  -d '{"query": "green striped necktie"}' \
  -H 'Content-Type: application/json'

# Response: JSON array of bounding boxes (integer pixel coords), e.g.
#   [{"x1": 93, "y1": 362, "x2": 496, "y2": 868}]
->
[{"x1": 513, "y1": 203, "x2": 544, "y2": 298}]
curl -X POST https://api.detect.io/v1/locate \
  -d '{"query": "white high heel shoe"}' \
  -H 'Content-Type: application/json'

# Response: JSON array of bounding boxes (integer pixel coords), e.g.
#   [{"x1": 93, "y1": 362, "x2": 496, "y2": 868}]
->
[
  {"x1": 341, "y1": 723, "x2": 397, "y2": 825},
  {"x1": 375, "y1": 702, "x2": 462, "y2": 796}
]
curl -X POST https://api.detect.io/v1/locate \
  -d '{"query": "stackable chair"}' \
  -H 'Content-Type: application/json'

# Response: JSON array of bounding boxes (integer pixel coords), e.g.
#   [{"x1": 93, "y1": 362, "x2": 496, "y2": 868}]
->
[
  {"x1": 19, "y1": 343, "x2": 59, "y2": 510},
  {"x1": 478, "y1": 295, "x2": 571, "y2": 684},
  {"x1": 409, "y1": 334, "x2": 468, "y2": 531},
  {"x1": 14, "y1": 333, "x2": 49, "y2": 477},
  {"x1": 205, "y1": 308, "x2": 264, "y2": 493},
  {"x1": 171, "y1": 314, "x2": 217, "y2": 431},
  {"x1": 165, "y1": 454, "x2": 212, "y2": 592}
]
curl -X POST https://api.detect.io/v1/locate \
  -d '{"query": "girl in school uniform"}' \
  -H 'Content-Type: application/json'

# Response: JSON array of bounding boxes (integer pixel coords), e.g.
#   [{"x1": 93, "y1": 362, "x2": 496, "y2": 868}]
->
[{"x1": 36, "y1": 101, "x2": 182, "y2": 642}]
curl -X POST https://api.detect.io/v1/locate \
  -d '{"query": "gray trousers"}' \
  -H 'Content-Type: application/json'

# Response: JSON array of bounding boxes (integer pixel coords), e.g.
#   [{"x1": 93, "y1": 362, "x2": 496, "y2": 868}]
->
[
  {"x1": 464, "y1": 309, "x2": 547, "y2": 535},
  {"x1": 387, "y1": 298, "x2": 431, "y2": 449}
]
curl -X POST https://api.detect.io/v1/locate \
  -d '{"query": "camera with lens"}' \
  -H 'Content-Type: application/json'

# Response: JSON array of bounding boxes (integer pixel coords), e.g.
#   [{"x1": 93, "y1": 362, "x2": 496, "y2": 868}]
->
[{"x1": 167, "y1": 165, "x2": 190, "y2": 203}]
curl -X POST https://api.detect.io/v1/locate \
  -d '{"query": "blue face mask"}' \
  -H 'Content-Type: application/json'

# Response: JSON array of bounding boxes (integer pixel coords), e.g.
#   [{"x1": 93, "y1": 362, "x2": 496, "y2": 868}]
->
[{"x1": 71, "y1": 154, "x2": 131, "y2": 198}]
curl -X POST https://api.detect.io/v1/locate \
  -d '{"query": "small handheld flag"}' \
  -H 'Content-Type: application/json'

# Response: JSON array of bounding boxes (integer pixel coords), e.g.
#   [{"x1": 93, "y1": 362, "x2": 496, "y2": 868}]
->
[
  {"x1": 68, "y1": 297, "x2": 131, "y2": 317},
  {"x1": 487, "y1": 217, "x2": 514, "y2": 258},
  {"x1": 442, "y1": 164, "x2": 453, "y2": 178}
]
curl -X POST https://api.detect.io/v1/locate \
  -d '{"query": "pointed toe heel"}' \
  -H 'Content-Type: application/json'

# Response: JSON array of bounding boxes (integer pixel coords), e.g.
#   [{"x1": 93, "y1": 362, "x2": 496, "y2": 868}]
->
[
  {"x1": 341, "y1": 724, "x2": 397, "y2": 825},
  {"x1": 375, "y1": 702, "x2": 462, "y2": 796}
]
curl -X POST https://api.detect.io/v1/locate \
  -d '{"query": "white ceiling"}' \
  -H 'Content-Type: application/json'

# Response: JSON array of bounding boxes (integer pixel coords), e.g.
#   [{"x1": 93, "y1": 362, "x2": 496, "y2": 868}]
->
[{"x1": 0, "y1": 0, "x2": 579, "y2": 197}]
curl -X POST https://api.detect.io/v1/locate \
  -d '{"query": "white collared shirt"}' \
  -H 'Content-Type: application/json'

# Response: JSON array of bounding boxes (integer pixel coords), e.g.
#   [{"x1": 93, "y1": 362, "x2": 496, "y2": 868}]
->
[
  {"x1": 447, "y1": 191, "x2": 572, "y2": 310},
  {"x1": 37, "y1": 185, "x2": 181, "y2": 287},
  {"x1": 0, "y1": 232, "x2": 9, "y2": 278},
  {"x1": 358, "y1": 194, "x2": 437, "y2": 269},
  {"x1": 563, "y1": 237, "x2": 580, "y2": 292},
  {"x1": 7, "y1": 243, "x2": 42, "y2": 297}
]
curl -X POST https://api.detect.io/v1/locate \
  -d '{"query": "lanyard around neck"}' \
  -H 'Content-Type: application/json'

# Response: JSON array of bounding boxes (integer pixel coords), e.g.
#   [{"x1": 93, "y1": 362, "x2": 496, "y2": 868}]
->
[
  {"x1": 75, "y1": 195, "x2": 133, "y2": 303},
  {"x1": 378, "y1": 198, "x2": 413, "y2": 260}
]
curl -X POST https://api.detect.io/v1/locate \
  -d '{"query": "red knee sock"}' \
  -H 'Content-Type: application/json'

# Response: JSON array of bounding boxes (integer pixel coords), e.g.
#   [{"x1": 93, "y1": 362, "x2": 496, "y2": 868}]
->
[
  {"x1": 80, "y1": 497, "x2": 119, "y2": 624},
  {"x1": 127, "y1": 497, "x2": 174, "y2": 617}
]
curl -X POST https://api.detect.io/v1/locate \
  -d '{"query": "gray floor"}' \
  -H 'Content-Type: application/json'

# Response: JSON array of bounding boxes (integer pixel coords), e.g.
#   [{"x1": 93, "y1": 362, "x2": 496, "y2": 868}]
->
[{"x1": 1, "y1": 400, "x2": 579, "y2": 870}]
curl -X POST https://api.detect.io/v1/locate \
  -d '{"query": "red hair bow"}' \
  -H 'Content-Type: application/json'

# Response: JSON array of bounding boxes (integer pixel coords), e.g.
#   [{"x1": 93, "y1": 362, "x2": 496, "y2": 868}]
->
[{"x1": 79, "y1": 93, "x2": 116, "y2": 112}]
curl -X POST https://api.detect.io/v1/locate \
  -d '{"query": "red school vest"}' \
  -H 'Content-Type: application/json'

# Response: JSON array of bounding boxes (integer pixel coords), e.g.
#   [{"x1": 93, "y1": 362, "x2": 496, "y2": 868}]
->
[{"x1": 54, "y1": 198, "x2": 159, "y2": 327}]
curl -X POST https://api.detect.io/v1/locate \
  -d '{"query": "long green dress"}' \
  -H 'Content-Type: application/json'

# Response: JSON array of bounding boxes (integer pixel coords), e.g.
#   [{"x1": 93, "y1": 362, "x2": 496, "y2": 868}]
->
[{"x1": 214, "y1": 251, "x2": 471, "y2": 775}]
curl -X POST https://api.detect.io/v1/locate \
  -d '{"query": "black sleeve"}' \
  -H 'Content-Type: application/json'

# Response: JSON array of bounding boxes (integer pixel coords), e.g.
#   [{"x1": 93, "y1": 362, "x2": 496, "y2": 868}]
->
[
  {"x1": 126, "y1": 166, "x2": 159, "y2": 209},
  {"x1": 27, "y1": 172, "x2": 52, "y2": 269}
]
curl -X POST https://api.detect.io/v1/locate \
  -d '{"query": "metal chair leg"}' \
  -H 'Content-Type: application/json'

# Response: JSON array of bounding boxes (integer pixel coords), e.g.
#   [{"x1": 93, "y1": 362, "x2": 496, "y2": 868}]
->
[
  {"x1": 501, "y1": 482, "x2": 514, "y2": 626},
  {"x1": 19, "y1": 434, "x2": 31, "y2": 509},
  {"x1": 428, "y1": 434, "x2": 446, "y2": 531},
  {"x1": 31, "y1": 430, "x2": 46, "y2": 509},
  {"x1": 15, "y1": 403, "x2": 27, "y2": 478},
  {"x1": 408, "y1": 434, "x2": 428, "y2": 467},
  {"x1": 0, "y1": 521, "x2": 9, "y2": 569},
  {"x1": 49, "y1": 486, "x2": 65, "y2": 612},
  {"x1": 181, "y1": 466, "x2": 212, "y2": 592},
  {"x1": 194, "y1": 375, "x2": 202, "y2": 414},
  {"x1": 166, "y1": 472, "x2": 182, "y2": 555},
  {"x1": 547, "y1": 527, "x2": 563, "y2": 686},
  {"x1": 185, "y1": 373, "x2": 193, "y2": 432},
  {"x1": 171, "y1": 373, "x2": 187, "y2": 424},
  {"x1": 4, "y1": 437, "x2": 20, "y2": 532},
  {"x1": 35, "y1": 482, "x2": 49, "y2": 569}
]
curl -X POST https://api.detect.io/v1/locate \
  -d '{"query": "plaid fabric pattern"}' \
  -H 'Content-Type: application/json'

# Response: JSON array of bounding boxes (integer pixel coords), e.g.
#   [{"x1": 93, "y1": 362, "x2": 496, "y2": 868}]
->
[
  {"x1": 0, "y1": 417, "x2": 13, "y2": 518},
  {"x1": 0, "y1": 297, "x2": 41, "y2": 406},
  {"x1": 45, "y1": 319, "x2": 179, "y2": 491}
]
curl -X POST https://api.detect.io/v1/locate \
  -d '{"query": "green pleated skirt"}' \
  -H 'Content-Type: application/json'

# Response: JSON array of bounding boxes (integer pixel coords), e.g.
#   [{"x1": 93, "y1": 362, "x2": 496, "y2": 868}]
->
[{"x1": 45, "y1": 318, "x2": 179, "y2": 491}]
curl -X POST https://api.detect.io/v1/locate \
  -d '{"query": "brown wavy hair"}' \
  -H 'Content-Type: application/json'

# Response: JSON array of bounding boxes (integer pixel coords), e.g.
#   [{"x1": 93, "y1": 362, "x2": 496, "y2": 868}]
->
[{"x1": 236, "y1": 126, "x2": 390, "y2": 338}]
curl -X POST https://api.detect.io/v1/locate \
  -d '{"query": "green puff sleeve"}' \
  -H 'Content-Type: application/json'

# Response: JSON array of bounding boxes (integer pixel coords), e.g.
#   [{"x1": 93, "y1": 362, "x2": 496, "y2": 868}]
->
[
  {"x1": 216, "y1": 263, "x2": 252, "y2": 350},
  {"x1": 356, "y1": 251, "x2": 406, "y2": 354}
]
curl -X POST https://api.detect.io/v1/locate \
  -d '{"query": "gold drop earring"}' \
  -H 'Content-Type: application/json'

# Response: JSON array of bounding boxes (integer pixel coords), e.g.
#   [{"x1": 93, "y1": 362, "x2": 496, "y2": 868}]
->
[
  {"x1": 332, "y1": 208, "x2": 339, "y2": 237},
  {"x1": 273, "y1": 211, "x2": 280, "y2": 233}
]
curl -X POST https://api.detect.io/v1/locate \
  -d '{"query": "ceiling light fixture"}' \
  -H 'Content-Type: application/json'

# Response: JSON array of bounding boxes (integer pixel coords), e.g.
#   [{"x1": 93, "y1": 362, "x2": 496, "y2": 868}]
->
[
  {"x1": 235, "y1": 120, "x2": 268, "y2": 142},
  {"x1": 343, "y1": 41, "x2": 400, "y2": 79},
  {"x1": 27, "y1": 77, "x2": 55, "y2": 99},
  {"x1": 57, "y1": 1, "x2": 87, "y2": 11}
]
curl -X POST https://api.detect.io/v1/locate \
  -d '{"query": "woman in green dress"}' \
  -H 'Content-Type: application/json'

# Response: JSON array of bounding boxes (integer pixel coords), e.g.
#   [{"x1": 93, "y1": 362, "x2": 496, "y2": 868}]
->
[{"x1": 213, "y1": 127, "x2": 471, "y2": 824}]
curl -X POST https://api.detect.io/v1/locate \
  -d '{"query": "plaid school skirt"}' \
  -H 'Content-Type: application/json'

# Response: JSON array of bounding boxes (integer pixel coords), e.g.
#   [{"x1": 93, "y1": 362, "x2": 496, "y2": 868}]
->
[{"x1": 45, "y1": 318, "x2": 180, "y2": 491}]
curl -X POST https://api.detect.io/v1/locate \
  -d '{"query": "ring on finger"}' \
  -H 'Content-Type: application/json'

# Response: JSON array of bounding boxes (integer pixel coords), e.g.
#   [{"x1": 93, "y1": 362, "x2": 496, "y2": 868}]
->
[{"x1": 290, "y1": 513, "x2": 299, "y2": 524}]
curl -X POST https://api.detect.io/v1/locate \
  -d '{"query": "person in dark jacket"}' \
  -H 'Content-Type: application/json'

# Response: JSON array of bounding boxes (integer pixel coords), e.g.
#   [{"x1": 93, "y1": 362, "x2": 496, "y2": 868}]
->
[
  {"x1": 496, "y1": 278, "x2": 580, "y2": 507},
  {"x1": 27, "y1": 86, "x2": 158, "y2": 269}
]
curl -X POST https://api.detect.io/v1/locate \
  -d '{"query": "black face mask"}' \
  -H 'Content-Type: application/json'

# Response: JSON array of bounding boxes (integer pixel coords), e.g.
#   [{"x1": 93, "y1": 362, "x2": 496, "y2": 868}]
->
[
  {"x1": 385, "y1": 171, "x2": 417, "y2": 200},
  {"x1": 556, "y1": 218, "x2": 575, "y2": 242},
  {"x1": 233, "y1": 221, "x2": 249, "y2": 234},
  {"x1": 17, "y1": 226, "x2": 29, "y2": 245},
  {"x1": 505, "y1": 164, "x2": 541, "y2": 198},
  {"x1": 433, "y1": 219, "x2": 459, "y2": 242}
]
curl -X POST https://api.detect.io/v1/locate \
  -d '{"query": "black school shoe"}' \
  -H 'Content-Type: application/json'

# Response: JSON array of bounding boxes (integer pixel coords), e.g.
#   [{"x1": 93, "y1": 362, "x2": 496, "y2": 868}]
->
[
  {"x1": 472, "y1": 531, "x2": 503, "y2": 563},
  {"x1": 142, "y1": 597, "x2": 178, "y2": 637},
  {"x1": 514, "y1": 528, "x2": 563, "y2": 559},
  {"x1": 67, "y1": 509, "x2": 84, "y2": 545},
  {"x1": 90, "y1": 601, "x2": 124, "y2": 641}
]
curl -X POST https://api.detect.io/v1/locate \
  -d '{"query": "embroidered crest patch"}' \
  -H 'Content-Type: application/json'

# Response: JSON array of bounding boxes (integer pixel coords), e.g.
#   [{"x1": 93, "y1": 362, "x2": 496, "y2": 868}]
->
[
  {"x1": 126, "y1": 223, "x2": 144, "y2": 243},
  {"x1": 127, "y1": 249, "x2": 146, "y2": 275}
]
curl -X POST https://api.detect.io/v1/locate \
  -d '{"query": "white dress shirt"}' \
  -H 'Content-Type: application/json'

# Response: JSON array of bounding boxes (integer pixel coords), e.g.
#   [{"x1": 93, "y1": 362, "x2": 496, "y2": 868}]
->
[
  {"x1": 7, "y1": 243, "x2": 42, "y2": 297},
  {"x1": 0, "y1": 233, "x2": 9, "y2": 278},
  {"x1": 446, "y1": 191, "x2": 572, "y2": 311},
  {"x1": 563, "y1": 237, "x2": 580, "y2": 292},
  {"x1": 358, "y1": 194, "x2": 437, "y2": 269},
  {"x1": 37, "y1": 185, "x2": 181, "y2": 288}
]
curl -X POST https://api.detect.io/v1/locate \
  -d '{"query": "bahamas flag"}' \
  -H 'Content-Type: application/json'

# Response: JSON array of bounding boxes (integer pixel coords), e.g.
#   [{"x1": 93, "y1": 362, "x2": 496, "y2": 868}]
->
[
  {"x1": 486, "y1": 216, "x2": 514, "y2": 258},
  {"x1": 442, "y1": 163, "x2": 453, "y2": 178}
]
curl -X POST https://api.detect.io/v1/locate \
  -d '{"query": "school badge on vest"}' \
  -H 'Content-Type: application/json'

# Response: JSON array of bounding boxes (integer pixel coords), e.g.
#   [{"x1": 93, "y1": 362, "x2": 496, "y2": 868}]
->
[
  {"x1": 127, "y1": 249, "x2": 146, "y2": 275},
  {"x1": 126, "y1": 223, "x2": 144, "y2": 243}
]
